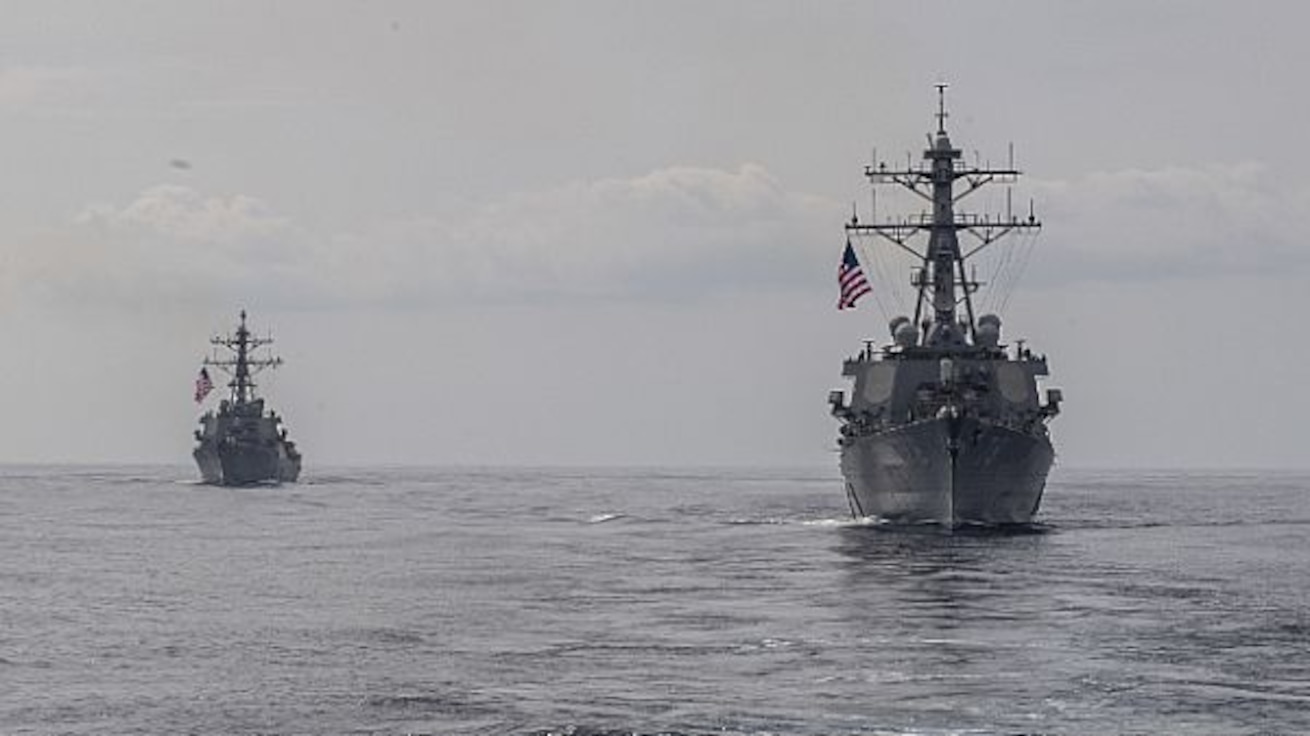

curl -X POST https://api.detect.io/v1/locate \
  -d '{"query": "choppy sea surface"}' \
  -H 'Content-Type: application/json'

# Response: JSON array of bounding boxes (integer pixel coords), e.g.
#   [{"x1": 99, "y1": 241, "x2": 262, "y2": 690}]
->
[{"x1": 2, "y1": 465, "x2": 1309, "y2": 735}]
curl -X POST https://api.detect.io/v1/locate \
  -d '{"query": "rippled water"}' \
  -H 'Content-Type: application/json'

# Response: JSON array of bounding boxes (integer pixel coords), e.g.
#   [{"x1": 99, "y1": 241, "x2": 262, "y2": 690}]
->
[{"x1": 2, "y1": 465, "x2": 1308, "y2": 734}]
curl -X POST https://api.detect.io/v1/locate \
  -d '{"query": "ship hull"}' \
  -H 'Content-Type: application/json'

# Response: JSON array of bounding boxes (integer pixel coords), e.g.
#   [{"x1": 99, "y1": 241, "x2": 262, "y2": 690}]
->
[
  {"x1": 193, "y1": 440, "x2": 301, "y2": 486},
  {"x1": 840, "y1": 416, "x2": 1053, "y2": 525}
]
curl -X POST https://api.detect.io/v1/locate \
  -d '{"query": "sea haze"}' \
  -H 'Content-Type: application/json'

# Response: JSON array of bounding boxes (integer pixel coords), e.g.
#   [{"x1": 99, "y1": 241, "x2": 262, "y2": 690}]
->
[{"x1": 2, "y1": 466, "x2": 1308, "y2": 734}]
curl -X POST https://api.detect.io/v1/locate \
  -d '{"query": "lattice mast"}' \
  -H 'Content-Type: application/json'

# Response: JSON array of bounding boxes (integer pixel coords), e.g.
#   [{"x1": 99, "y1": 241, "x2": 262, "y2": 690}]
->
[
  {"x1": 203, "y1": 310, "x2": 283, "y2": 404},
  {"x1": 846, "y1": 84, "x2": 1040, "y2": 348}
]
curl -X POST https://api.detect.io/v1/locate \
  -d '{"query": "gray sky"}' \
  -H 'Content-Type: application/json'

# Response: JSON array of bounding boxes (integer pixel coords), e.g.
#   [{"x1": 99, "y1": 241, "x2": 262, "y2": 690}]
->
[{"x1": 0, "y1": 1, "x2": 1306, "y2": 469}]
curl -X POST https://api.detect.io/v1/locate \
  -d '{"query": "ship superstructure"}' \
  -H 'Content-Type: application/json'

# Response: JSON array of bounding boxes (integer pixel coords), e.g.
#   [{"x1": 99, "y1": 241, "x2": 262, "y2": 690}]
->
[
  {"x1": 829, "y1": 86, "x2": 1062, "y2": 525},
  {"x1": 193, "y1": 311, "x2": 301, "y2": 486}
]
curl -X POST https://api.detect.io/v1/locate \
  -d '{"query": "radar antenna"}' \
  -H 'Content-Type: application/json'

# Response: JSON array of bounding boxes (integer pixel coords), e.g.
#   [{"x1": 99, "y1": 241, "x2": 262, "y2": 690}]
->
[
  {"x1": 847, "y1": 86, "x2": 1041, "y2": 348},
  {"x1": 203, "y1": 310, "x2": 284, "y2": 404},
  {"x1": 935, "y1": 82, "x2": 949, "y2": 135}
]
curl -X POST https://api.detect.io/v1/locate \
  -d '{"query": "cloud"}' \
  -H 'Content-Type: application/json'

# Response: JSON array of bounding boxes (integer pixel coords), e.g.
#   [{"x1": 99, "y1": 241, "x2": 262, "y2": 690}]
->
[
  {"x1": 0, "y1": 65, "x2": 99, "y2": 107},
  {"x1": 881, "y1": 161, "x2": 1310, "y2": 319},
  {"x1": 77, "y1": 185, "x2": 289, "y2": 241},
  {"x1": 1026, "y1": 162, "x2": 1310, "y2": 285},
  {"x1": 25, "y1": 160, "x2": 1301, "y2": 314},
  {"x1": 416, "y1": 163, "x2": 838, "y2": 299},
  {"x1": 18, "y1": 165, "x2": 841, "y2": 310},
  {"x1": 18, "y1": 186, "x2": 301, "y2": 309}
]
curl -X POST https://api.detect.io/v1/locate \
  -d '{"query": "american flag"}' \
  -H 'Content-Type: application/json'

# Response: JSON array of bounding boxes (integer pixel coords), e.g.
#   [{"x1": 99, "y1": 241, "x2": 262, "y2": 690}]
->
[
  {"x1": 837, "y1": 241, "x2": 872, "y2": 310},
  {"x1": 194, "y1": 367, "x2": 214, "y2": 404}
]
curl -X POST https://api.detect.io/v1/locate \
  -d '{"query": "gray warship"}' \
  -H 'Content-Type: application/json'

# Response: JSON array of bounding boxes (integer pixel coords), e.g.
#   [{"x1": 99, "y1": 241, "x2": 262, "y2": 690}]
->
[
  {"x1": 193, "y1": 311, "x2": 302, "y2": 486},
  {"x1": 829, "y1": 86, "x2": 1063, "y2": 525}
]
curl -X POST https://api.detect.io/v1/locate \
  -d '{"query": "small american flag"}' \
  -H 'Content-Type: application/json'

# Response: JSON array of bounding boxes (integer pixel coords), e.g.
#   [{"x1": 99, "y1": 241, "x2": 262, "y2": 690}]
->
[
  {"x1": 837, "y1": 241, "x2": 872, "y2": 310},
  {"x1": 194, "y1": 367, "x2": 214, "y2": 404}
]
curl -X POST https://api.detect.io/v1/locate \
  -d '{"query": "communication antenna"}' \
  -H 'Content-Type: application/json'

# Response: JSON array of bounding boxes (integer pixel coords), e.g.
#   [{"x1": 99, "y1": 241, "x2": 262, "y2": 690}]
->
[
  {"x1": 846, "y1": 83, "x2": 1042, "y2": 344},
  {"x1": 935, "y1": 82, "x2": 949, "y2": 134}
]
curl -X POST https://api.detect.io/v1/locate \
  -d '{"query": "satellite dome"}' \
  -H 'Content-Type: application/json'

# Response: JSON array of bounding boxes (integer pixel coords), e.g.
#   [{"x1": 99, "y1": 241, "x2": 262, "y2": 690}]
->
[
  {"x1": 889, "y1": 316, "x2": 911, "y2": 339},
  {"x1": 894, "y1": 321, "x2": 919, "y2": 347},
  {"x1": 976, "y1": 314, "x2": 1001, "y2": 347}
]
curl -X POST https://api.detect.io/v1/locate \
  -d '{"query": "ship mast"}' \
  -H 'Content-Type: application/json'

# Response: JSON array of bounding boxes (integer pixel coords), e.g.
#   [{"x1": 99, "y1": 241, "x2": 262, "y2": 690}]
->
[
  {"x1": 204, "y1": 310, "x2": 283, "y2": 405},
  {"x1": 846, "y1": 84, "x2": 1041, "y2": 348}
]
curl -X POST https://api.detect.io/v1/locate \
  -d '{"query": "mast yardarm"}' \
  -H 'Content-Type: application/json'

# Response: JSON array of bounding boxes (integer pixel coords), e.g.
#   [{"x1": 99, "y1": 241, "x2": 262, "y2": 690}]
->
[
  {"x1": 203, "y1": 310, "x2": 284, "y2": 404},
  {"x1": 846, "y1": 85, "x2": 1041, "y2": 348}
]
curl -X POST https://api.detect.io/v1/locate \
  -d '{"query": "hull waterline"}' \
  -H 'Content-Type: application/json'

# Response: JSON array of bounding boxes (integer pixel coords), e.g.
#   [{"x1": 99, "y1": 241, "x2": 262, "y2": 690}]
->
[
  {"x1": 193, "y1": 441, "x2": 300, "y2": 486},
  {"x1": 840, "y1": 416, "x2": 1053, "y2": 525}
]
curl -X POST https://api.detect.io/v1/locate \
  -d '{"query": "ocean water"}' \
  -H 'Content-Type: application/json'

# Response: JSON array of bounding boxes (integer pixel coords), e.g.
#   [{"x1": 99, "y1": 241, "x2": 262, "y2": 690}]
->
[{"x1": 2, "y1": 465, "x2": 1308, "y2": 735}]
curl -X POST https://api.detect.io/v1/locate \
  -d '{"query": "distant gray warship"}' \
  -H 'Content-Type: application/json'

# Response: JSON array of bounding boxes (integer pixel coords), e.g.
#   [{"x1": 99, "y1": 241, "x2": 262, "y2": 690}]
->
[
  {"x1": 193, "y1": 311, "x2": 301, "y2": 486},
  {"x1": 829, "y1": 86, "x2": 1062, "y2": 525}
]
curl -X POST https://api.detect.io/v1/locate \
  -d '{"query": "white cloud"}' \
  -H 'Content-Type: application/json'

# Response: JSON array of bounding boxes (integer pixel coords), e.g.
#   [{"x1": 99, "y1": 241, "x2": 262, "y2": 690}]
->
[
  {"x1": 20, "y1": 166, "x2": 841, "y2": 310},
  {"x1": 1027, "y1": 162, "x2": 1310, "y2": 284},
  {"x1": 77, "y1": 185, "x2": 289, "y2": 242},
  {"x1": 420, "y1": 163, "x2": 837, "y2": 298},
  {"x1": 25, "y1": 160, "x2": 1306, "y2": 315},
  {"x1": 0, "y1": 65, "x2": 92, "y2": 106},
  {"x1": 16, "y1": 186, "x2": 301, "y2": 310}
]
